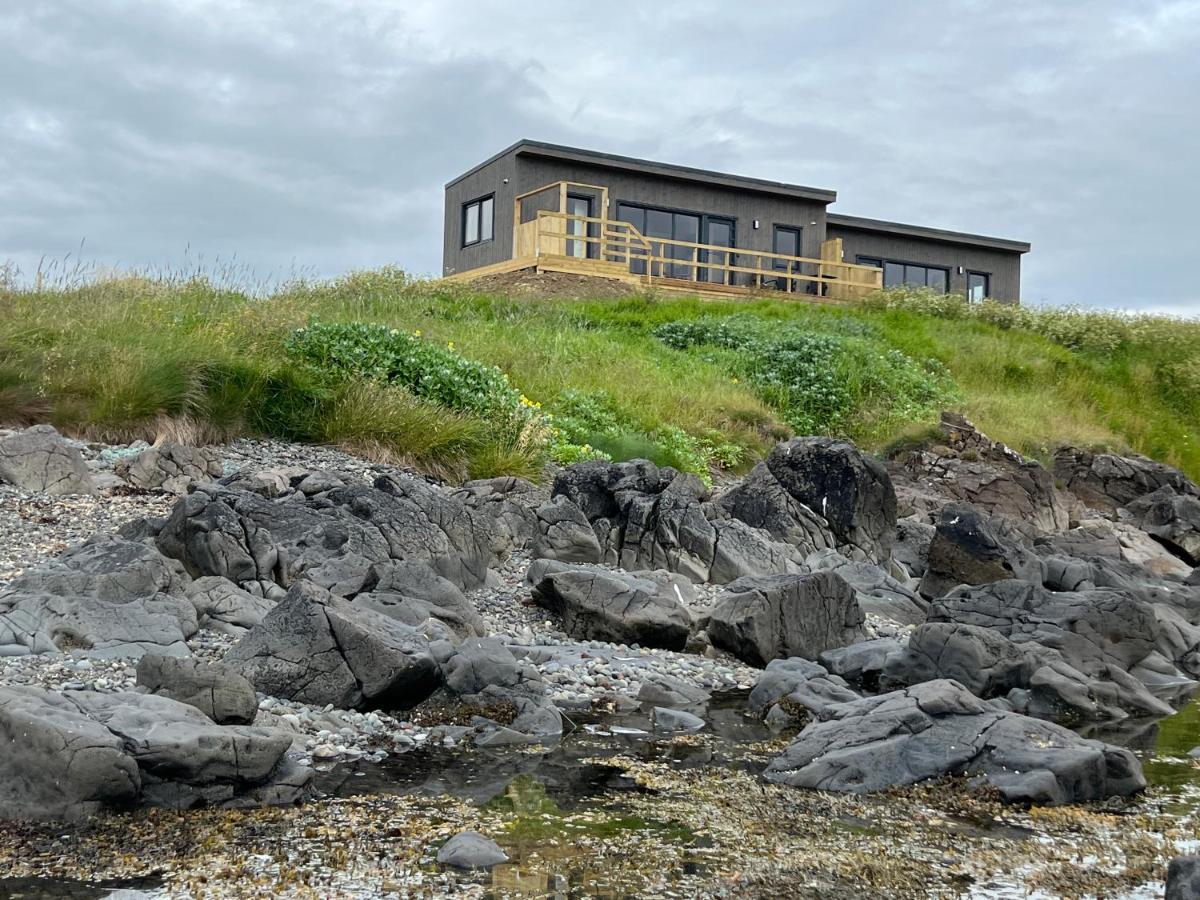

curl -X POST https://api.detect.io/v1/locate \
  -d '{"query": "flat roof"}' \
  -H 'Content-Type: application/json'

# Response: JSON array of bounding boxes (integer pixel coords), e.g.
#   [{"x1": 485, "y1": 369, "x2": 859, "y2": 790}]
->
[
  {"x1": 827, "y1": 212, "x2": 1030, "y2": 254},
  {"x1": 446, "y1": 139, "x2": 839, "y2": 203}
]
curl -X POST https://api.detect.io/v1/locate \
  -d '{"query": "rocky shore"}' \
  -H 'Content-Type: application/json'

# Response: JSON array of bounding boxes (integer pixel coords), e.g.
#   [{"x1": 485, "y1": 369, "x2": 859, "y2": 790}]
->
[{"x1": 2, "y1": 416, "x2": 1200, "y2": 898}]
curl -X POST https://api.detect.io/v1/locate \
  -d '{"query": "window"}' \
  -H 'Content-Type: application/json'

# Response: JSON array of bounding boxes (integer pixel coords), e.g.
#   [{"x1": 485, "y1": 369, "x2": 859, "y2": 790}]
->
[
  {"x1": 616, "y1": 201, "x2": 722, "y2": 279},
  {"x1": 771, "y1": 225, "x2": 804, "y2": 291},
  {"x1": 967, "y1": 271, "x2": 990, "y2": 302},
  {"x1": 858, "y1": 256, "x2": 950, "y2": 293},
  {"x1": 566, "y1": 194, "x2": 593, "y2": 259},
  {"x1": 462, "y1": 195, "x2": 494, "y2": 247}
]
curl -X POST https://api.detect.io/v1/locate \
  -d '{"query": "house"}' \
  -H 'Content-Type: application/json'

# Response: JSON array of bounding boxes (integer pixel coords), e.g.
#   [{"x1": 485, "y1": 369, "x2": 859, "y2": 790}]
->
[{"x1": 443, "y1": 140, "x2": 1030, "y2": 303}]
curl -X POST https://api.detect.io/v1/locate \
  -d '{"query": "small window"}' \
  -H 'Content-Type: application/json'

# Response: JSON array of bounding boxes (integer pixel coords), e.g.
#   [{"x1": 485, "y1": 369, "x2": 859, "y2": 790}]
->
[
  {"x1": 926, "y1": 267, "x2": 948, "y2": 293},
  {"x1": 462, "y1": 195, "x2": 494, "y2": 247},
  {"x1": 967, "y1": 271, "x2": 990, "y2": 302},
  {"x1": 773, "y1": 225, "x2": 801, "y2": 262},
  {"x1": 883, "y1": 261, "x2": 904, "y2": 288},
  {"x1": 856, "y1": 256, "x2": 883, "y2": 269}
]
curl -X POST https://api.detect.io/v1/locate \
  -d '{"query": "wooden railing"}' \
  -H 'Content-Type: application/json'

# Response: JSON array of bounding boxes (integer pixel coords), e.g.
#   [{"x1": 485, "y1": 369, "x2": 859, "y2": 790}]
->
[{"x1": 527, "y1": 210, "x2": 883, "y2": 299}]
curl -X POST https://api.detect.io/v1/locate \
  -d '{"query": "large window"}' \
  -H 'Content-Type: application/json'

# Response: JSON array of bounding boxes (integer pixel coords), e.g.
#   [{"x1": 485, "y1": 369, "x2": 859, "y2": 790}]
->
[
  {"x1": 967, "y1": 271, "x2": 990, "y2": 302},
  {"x1": 616, "y1": 201, "x2": 712, "y2": 279},
  {"x1": 858, "y1": 256, "x2": 949, "y2": 293},
  {"x1": 462, "y1": 194, "x2": 494, "y2": 247}
]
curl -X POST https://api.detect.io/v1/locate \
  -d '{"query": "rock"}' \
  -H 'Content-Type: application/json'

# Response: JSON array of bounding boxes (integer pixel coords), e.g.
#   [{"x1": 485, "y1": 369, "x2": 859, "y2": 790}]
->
[
  {"x1": 185, "y1": 577, "x2": 274, "y2": 636},
  {"x1": 1189, "y1": 567, "x2": 1200, "y2": 587},
  {"x1": 818, "y1": 638, "x2": 903, "y2": 691},
  {"x1": 636, "y1": 673, "x2": 711, "y2": 708},
  {"x1": 1121, "y1": 486, "x2": 1200, "y2": 566},
  {"x1": 707, "y1": 519, "x2": 803, "y2": 585},
  {"x1": 0, "y1": 686, "x2": 308, "y2": 821},
  {"x1": 442, "y1": 637, "x2": 523, "y2": 695},
  {"x1": 805, "y1": 549, "x2": 927, "y2": 625},
  {"x1": 436, "y1": 830, "x2": 509, "y2": 869},
  {"x1": 3, "y1": 535, "x2": 189, "y2": 603},
  {"x1": 136, "y1": 654, "x2": 258, "y2": 724},
  {"x1": 892, "y1": 414, "x2": 1071, "y2": 536},
  {"x1": 652, "y1": 707, "x2": 705, "y2": 734},
  {"x1": 764, "y1": 437, "x2": 896, "y2": 562},
  {"x1": 763, "y1": 679, "x2": 1145, "y2": 805},
  {"x1": 115, "y1": 442, "x2": 224, "y2": 495},
  {"x1": 0, "y1": 425, "x2": 95, "y2": 495},
  {"x1": 1036, "y1": 518, "x2": 1195, "y2": 580},
  {"x1": 1054, "y1": 447, "x2": 1199, "y2": 514},
  {"x1": 454, "y1": 476, "x2": 541, "y2": 553},
  {"x1": 748, "y1": 657, "x2": 860, "y2": 722},
  {"x1": 707, "y1": 571, "x2": 865, "y2": 667},
  {"x1": 892, "y1": 516, "x2": 935, "y2": 578},
  {"x1": 223, "y1": 581, "x2": 442, "y2": 710},
  {"x1": 0, "y1": 686, "x2": 140, "y2": 821},
  {"x1": 532, "y1": 496, "x2": 602, "y2": 564},
  {"x1": 0, "y1": 591, "x2": 197, "y2": 658},
  {"x1": 355, "y1": 560, "x2": 485, "y2": 638},
  {"x1": 708, "y1": 462, "x2": 835, "y2": 557},
  {"x1": 882, "y1": 622, "x2": 1029, "y2": 698},
  {"x1": 919, "y1": 504, "x2": 1044, "y2": 600},
  {"x1": 1166, "y1": 856, "x2": 1200, "y2": 900},
  {"x1": 528, "y1": 562, "x2": 691, "y2": 651},
  {"x1": 156, "y1": 475, "x2": 499, "y2": 595}
]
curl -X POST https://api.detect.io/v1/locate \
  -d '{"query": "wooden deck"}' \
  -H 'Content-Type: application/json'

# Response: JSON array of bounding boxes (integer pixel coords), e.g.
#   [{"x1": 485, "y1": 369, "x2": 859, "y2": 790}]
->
[{"x1": 443, "y1": 180, "x2": 884, "y2": 302}]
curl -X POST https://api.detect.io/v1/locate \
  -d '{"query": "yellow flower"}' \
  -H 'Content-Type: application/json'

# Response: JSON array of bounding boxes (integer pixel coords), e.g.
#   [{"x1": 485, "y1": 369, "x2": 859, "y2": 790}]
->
[
  {"x1": 413, "y1": 329, "x2": 422, "y2": 337},
  {"x1": 731, "y1": 377, "x2": 739, "y2": 384},
  {"x1": 447, "y1": 341, "x2": 455, "y2": 350}
]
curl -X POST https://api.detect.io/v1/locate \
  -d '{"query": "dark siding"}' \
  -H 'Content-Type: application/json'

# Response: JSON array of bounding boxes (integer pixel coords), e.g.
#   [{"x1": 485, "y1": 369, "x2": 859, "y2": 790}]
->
[
  {"x1": 827, "y1": 225, "x2": 1023, "y2": 303},
  {"x1": 514, "y1": 155, "x2": 831, "y2": 261},
  {"x1": 442, "y1": 149, "x2": 520, "y2": 275}
]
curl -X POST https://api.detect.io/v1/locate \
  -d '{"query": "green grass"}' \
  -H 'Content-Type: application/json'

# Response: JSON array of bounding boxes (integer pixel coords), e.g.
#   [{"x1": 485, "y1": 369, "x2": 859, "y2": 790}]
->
[{"x1": 1, "y1": 268, "x2": 1197, "y2": 483}]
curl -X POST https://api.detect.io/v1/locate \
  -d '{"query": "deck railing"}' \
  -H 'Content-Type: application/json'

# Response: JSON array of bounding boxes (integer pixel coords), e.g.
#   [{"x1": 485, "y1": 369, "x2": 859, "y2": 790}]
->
[{"x1": 524, "y1": 210, "x2": 882, "y2": 299}]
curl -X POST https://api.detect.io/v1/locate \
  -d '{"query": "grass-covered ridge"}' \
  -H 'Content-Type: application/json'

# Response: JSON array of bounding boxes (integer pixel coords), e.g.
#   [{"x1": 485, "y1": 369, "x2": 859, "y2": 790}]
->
[{"x1": 0, "y1": 268, "x2": 1197, "y2": 482}]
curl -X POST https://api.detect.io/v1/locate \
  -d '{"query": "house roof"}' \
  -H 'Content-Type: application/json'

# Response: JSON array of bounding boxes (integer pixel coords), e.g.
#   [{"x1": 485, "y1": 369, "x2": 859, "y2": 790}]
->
[
  {"x1": 446, "y1": 139, "x2": 839, "y2": 203},
  {"x1": 827, "y1": 213, "x2": 1031, "y2": 254}
]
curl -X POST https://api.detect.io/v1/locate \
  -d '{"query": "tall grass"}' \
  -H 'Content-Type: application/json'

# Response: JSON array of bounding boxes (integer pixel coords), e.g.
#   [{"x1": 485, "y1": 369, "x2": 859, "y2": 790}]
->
[{"x1": 0, "y1": 268, "x2": 1197, "y2": 482}]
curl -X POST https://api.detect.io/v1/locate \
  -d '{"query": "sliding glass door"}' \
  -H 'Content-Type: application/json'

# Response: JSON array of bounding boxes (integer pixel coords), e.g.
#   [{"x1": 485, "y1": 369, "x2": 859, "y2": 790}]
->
[{"x1": 616, "y1": 201, "x2": 734, "y2": 282}]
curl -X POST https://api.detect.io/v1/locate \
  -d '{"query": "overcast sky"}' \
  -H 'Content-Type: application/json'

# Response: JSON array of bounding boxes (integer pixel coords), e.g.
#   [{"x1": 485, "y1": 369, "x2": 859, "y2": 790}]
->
[{"x1": 2, "y1": 1, "x2": 1198, "y2": 311}]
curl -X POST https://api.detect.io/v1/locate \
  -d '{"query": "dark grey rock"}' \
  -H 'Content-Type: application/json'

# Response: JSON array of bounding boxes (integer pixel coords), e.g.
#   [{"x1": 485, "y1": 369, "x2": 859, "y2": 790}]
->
[
  {"x1": 708, "y1": 462, "x2": 835, "y2": 557},
  {"x1": 819, "y1": 638, "x2": 903, "y2": 691},
  {"x1": 636, "y1": 673, "x2": 711, "y2": 708},
  {"x1": 805, "y1": 549, "x2": 927, "y2": 625},
  {"x1": 442, "y1": 637, "x2": 523, "y2": 695},
  {"x1": 748, "y1": 657, "x2": 860, "y2": 723},
  {"x1": 1054, "y1": 447, "x2": 1199, "y2": 514},
  {"x1": 0, "y1": 591, "x2": 197, "y2": 658},
  {"x1": 528, "y1": 563, "x2": 691, "y2": 651},
  {"x1": 0, "y1": 425, "x2": 94, "y2": 495},
  {"x1": 1166, "y1": 856, "x2": 1200, "y2": 900},
  {"x1": 882, "y1": 622, "x2": 1029, "y2": 698},
  {"x1": 223, "y1": 581, "x2": 442, "y2": 710},
  {"x1": 919, "y1": 504, "x2": 1044, "y2": 600},
  {"x1": 115, "y1": 442, "x2": 223, "y2": 495},
  {"x1": 1122, "y1": 486, "x2": 1200, "y2": 566},
  {"x1": 763, "y1": 679, "x2": 1145, "y2": 805},
  {"x1": 136, "y1": 653, "x2": 258, "y2": 724},
  {"x1": 437, "y1": 830, "x2": 509, "y2": 869},
  {"x1": 357, "y1": 559, "x2": 485, "y2": 638},
  {"x1": 4, "y1": 535, "x2": 190, "y2": 604},
  {"x1": 764, "y1": 437, "x2": 896, "y2": 563},
  {"x1": 454, "y1": 476, "x2": 541, "y2": 553},
  {"x1": 652, "y1": 707, "x2": 705, "y2": 734},
  {"x1": 532, "y1": 496, "x2": 602, "y2": 564},
  {"x1": 708, "y1": 571, "x2": 865, "y2": 667},
  {"x1": 892, "y1": 516, "x2": 935, "y2": 578},
  {"x1": 185, "y1": 577, "x2": 274, "y2": 636},
  {"x1": 1035, "y1": 518, "x2": 1194, "y2": 580}
]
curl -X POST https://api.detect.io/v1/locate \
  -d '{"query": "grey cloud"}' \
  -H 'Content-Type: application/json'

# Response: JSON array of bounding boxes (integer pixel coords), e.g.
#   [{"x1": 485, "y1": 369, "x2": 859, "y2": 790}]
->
[{"x1": 1, "y1": 0, "x2": 1197, "y2": 311}]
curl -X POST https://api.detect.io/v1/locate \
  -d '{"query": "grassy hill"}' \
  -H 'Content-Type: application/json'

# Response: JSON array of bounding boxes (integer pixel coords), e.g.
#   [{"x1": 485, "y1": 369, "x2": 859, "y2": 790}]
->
[{"x1": 1, "y1": 267, "x2": 1197, "y2": 483}]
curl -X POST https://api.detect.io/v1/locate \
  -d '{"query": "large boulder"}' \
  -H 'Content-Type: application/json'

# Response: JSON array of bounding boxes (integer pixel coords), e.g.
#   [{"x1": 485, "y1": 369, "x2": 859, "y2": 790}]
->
[
  {"x1": 527, "y1": 561, "x2": 692, "y2": 651},
  {"x1": 115, "y1": 442, "x2": 224, "y2": 495},
  {"x1": 1035, "y1": 518, "x2": 1195, "y2": 580},
  {"x1": 155, "y1": 474, "x2": 499, "y2": 596},
  {"x1": 892, "y1": 413, "x2": 1071, "y2": 536},
  {"x1": 763, "y1": 679, "x2": 1145, "y2": 805},
  {"x1": 1121, "y1": 486, "x2": 1200, "y2": 566},
  {"x1": 707, "y1": 571, "x2": 865, "y2": 667},
  {"x1": 355, "y1": 559, "x2": 485, "y2": 638},
  {"x1": 454, "y1": 476, "x2": 541, "y2": 554},
  {"x1": 919, "y1": 504, "x2": 1044, "y2": 599},
  {"x1": 532, "y1": 496, "x2": 603, "y2": 564},
  {"x1": 222, "y1": 581, "x2": 443, "y2": 710},
  {"x1": 0, "y1": 590, "x2": 197, "y2": 658},
  {"x1": 0, "y1": 425, "x2": 94, "y2": 495},
  {"x1": 805, "y1": 549, "x2": 928, "y2": 625},
  {"x1": 136, "y1": 653, "x2": 258, "y2": 725},
  {"x1": 748, "y1": 657, "x2": 860, "y2": 724},
  {"x1": 0, "y1": 686, "x2": 308, "y2": 821},
  {"x1": 882, "y1": 622, "x2": 1030, "y2": 698},
  {"x1": 708, "y1": 462, "x2": 835, "y2": 557},
  {"x1": 1053, "y1": 447, "x2": 1198, "y2": 514},
  {"x1": 184, "y1": 577, "x2": 275, "y2": 636},
  {"x1": 763, "y1": 437, "x2": 896, "y2": 562},
  {"x1": 3, "y1": 535, "x2": 190, "y2": 603}
]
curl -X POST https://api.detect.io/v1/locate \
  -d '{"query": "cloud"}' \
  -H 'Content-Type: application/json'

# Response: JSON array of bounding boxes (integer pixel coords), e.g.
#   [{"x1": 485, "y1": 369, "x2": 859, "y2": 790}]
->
[{"x1": 0, "y1": 0, "x2": 1197, "y2": 311}]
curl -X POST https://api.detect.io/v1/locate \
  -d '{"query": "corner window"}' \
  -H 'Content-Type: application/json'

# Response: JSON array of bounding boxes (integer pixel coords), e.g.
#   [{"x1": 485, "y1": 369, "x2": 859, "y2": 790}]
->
[
  {"x1": 967, "y1": 271, "x2": 990, "y2": 302},
  {"x1": 858, "y1": 256, "x2": 949, "y2": 293},
  {"x1": 462, "y1": 194, "x2": 494, "y2": 247}
]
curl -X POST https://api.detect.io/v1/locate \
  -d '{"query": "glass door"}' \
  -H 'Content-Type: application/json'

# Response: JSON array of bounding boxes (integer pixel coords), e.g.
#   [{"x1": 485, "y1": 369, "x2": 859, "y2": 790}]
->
[
  {"x1": 566, "y1": 195, "x2": 592, "y2": 258},
  {"x1": 701, "y1": 217, "x2": 734, "y2": 284}
]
